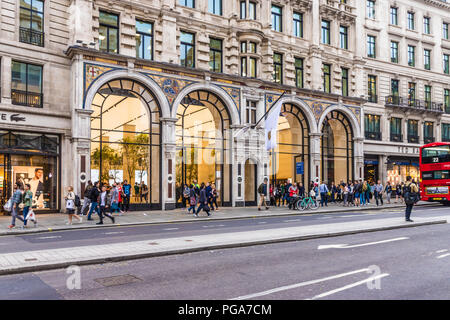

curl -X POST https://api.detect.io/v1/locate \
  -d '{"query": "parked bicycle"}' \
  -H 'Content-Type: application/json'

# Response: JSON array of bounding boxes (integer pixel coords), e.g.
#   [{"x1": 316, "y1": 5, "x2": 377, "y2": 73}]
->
[{"x1": 297, "y1": 195, "x2": 319, "y2": 211}]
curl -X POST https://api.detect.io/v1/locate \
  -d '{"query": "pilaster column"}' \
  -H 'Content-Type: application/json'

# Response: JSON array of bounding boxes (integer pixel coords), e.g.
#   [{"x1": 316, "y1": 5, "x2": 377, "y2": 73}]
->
[
  {"x1": 309, "y1": 133, "x2": 322, "y2": 183},
  {"x1": 353, "y1": 137, "x2": 365, "y2": 180},
  {"x1": 1, "y1": 57, "x2": 12, "y2": 104},
  {"x1": 161, "y1": 117, "x2": 178, "y2": 210}
]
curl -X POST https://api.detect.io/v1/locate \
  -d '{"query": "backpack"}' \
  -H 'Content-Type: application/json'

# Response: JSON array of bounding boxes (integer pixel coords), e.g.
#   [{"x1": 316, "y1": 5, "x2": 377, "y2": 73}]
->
[
  {"x1": 74, "y1": 195, "x2": 81, "y2": 207},
  {"x1": 403, "y1": 184, "x2": 419, "y2": 205},
  {"x1": 183, "y1": 187, "x2": 190, "y2": 198},
  {"x1": 258, "y1": 183, "x2": 264, "y2": 194}
]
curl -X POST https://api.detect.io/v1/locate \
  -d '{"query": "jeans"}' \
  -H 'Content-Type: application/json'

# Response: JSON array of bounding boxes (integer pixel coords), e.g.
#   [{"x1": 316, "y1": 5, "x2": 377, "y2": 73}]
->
[
  {"x1": 360, "y1": 192, "x2": 366, "y2": 205},
  {"x1": 188, "y1": 204, "x2": 196, "y2": 213},
  {"x1": 11, "y1": 205, "x2": 24, "y2": 226},
  {"x1": 405, "y1": 204, "x2": 413, "y2": 220},
  {"x1": 23, "y1": 206, "x2": 30, "y2": 226},
  {"x1": 258, "y1": 194, "x2": 268, "y2": 209},
  {"x1": 87, "y1": 201, "x2": 100, "y2": 219},
  {"x1": 375, "y1": 191, "x2": 383, "y2": 206},
  {"x1": 196, "y1": 202, "x2": 210, "y2": 215},
  {"x1": 81, "y1": 198, "x2": 91, "y2": 215},
  {"x1": 343, "y1": 193, "x2": 348, "y2": 206},
  {"x1": 320, "y1": 192, "x2": 328, "y2": 207},
  {"x1": 110, "y1": 202, "x2": 120, "y2": 214},
  {"x1": 99, "y1": 206, "x2": 114, "y2": 223}
]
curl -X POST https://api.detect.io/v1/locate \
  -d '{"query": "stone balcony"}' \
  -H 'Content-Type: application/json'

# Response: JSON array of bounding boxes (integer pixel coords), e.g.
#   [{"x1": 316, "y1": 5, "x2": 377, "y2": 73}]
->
[{"x1": 319, "y1": 0, "x2": 356, "y2": 23}]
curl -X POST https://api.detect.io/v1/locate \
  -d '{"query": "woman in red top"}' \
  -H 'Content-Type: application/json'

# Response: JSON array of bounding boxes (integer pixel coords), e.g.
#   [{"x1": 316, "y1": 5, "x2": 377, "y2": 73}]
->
[{"x1": 117, "y1": 182, "x2": 124, "y2": 215}]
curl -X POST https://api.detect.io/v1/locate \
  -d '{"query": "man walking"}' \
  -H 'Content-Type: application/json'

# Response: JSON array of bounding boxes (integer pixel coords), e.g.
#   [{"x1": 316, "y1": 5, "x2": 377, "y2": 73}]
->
[
  {"x1": 87, "y1": 182, "x2": 100, "y2": 221},
  {"x1": 8, "y1": 183, "x2": 25, "y2": 229},
  {"x1": 257, "y1": 178, "x2": 269, "y2": 211},
  {"x1": 319, "y1": 181, "x2": 329, "y2": 207},
  {"x1": 374, "y1": 180, "x2": 384, "y2": 206},
  {"x1": 97, "y1": 185, "x2": 115, "y2": 225},
  {"x1": 403, "y1": 176, "x2": 419, "y2": 222}
]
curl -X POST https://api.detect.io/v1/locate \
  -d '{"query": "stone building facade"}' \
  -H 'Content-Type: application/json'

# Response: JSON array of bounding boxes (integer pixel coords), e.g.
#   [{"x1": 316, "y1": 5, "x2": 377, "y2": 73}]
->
[{"x1": 0, "y1": 0, "x2": 448, "y2": 212}]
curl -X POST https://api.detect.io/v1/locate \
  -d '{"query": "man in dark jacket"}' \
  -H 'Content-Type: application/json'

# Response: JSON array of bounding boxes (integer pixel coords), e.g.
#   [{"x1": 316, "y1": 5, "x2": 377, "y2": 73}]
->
[
  {"x1": 404, "y1": 176, "x2": 419, "y2": 222},
  {"x1": 81, "y1": 180, "x2": 93, "y2": 216},
  {"x1": 195, "y1": 183, "x2": 211, "y2": 217},
  {"x1": 257, "y1": 178, "x2": 269, "y2": 211},
  {"x1": 87, "y1": 182, "x2": 101, "y2": 221}
]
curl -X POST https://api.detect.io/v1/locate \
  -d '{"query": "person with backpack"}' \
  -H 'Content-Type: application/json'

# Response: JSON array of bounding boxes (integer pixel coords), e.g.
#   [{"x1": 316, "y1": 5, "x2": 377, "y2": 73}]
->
[
  {"x1": 195, "y1": 183, "x2": 211, "y2": 217},
  {"x1": 187, "y1": 185, "x2": 197, "y2": 215},
  {"x1": 385, "y1": 182, "x2": 392, "y2": 204},
  {"x1": 403, "y1": 176, "x2": 419, "y2": 222},
  {"x1": 65, "y1": 186, "x2": 82, "y2": 225},
  {"x1": 80, "y1": 180, "x2": 93, "y2": 216},
  {"x1": 87, "y1": 182, "x2": 101, "y2": 221},
  {"x1": 110, "y1": 183, "x2": 121, "y2": 215},
  {"x1": 211, "y1": 183, "x2": 219, "y2": 211},
  {"x1": 319, "y1": 181, "x2": 329, "y2": 207},
  {"x1": 122, "y1": 180, "x2": 132, "y2": 213},
  {"x1": 257, "y1": 178, "x2": 269, "y2": 211}
]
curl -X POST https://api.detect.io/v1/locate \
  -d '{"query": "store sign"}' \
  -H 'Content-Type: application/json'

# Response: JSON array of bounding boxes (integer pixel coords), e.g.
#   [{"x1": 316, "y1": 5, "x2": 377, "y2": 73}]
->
[
  {"x1": 296, "y1": 162, "x2": 304, "y2": 175},
  {"x1": 398, "y1": 146, "x2": 419, "y2": 154},
  {"x1": 0, "y1": 112, "x2": 26, "y2": 123}
]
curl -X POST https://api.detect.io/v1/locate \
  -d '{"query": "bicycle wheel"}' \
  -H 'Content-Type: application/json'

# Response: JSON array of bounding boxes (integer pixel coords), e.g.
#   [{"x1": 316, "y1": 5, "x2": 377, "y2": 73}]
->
[
  {"x1": 309, "y1": 199, "x2": 319, "y2": 210},
  {"x1": 298, "y1": 200, "x2": 308, "y2": 211},
  {"x1": 294, "y1": 198, "x2": 301, "y2": 210}
]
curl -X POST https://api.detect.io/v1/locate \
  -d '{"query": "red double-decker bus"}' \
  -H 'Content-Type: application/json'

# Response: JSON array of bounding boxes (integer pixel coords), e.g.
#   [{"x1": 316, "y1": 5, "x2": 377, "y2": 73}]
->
[{"x1": 419, "y1": 142, "x2": 450, "y2": 205}]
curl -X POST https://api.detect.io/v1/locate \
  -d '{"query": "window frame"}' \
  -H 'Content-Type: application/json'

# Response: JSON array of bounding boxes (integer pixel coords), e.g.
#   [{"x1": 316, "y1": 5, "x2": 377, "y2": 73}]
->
[
  {"x1": 271, "y1": 5, "x2": 283, "y2": 32},
  {"x1": 135, "y1": 20, "x2": 154, "y2": 60},
  {"x1": 408, "y1": 45, "x2": 415, "y2": 67},
  {"x1": 208, "y1": 0, "x2": 222, "y2": 15},
  {"x1": 11, "y1": 60, "x2": 43, "y2": 108},
  {"x1": 179, "y1": 0, "x2": 195, "y2": 8},
  {"x1": 295, "y1": 57, "x2": 304, "y2": 89},
  {"x1": 367, "y1": 35, "x2": 376, "y2": 58},
  {"x1": 407, "y1": 11, "x2": 415, "y2": 30},
  {"x1": 180, "y1": 31, "x2": 196, "y2": 68},
  {"x1": 99, "y1": 11, "x2": 120, "y2": 54},
  {"x1": 390, "y1": 41, "x2": 399, "y2": 63},
  {"x1": 323, "y1": 64, "x2": 331, "y2": 93},
  {"x1": 273, "y1": 52, "x2": 283, "y2": 84},
  {"x1": 321, "y1": 20, "x2": 331, "y2": 45},
  {"x1": 390, "y1": 7, "x2": 398, "y2": 25},
  {"x1": 366, "y1": 0, "x2": 376, "y2": 19},
  {"x1": 444, "y1": 22, "x2": 449, "y2": 40},
  {"x1": 368, "y1": 75, "x2": 377, "y2": 103},
  {"x1": 341, "y1": 67, "x2": 349, "y2": 97},
  {"x1": 19, "y1": 0, "x2": 44, "y2": 47},
  {"x1": 293, "y1": 12, "x2": 303, "y2": 38},
  {"x1": 340, "y1": 25, "x2": 348, "y2": 50},
  {"x1": 423, "y1": 16, "x2": 431, "y2": 34},
  {"x1": 444, "y1": 54, "x2": 450, "y2": 74},
  {"x1": 424, "y1": 49, "x2": 431, "y2": 70},
  {"x1": 209, "y1": 37, "x2": 223, "y2": 73}
]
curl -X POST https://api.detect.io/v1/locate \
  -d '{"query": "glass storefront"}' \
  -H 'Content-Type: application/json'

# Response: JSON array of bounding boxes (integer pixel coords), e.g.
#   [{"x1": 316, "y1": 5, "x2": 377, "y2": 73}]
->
[
  {"x1": 269, "y1": 103, "x2": 310, "y2": 187},
  {"x1": 321, "y1": 111, "x2": 354, "y2": 184},
  {"x1": 90, "y1": 79, "x2": 161, "y2": 208},
  {"x1": 387, "y1": 158, "x2": 419, "y2": 185},
  {"x1": 364, "y1": 158, "x2": 379, "y2": 184},
  {"x1": 175, "y1": 90, "x2": 231, "y2": 206},
  {"x1": 0, "y1": 131, "x2": 59, "y2": 214}
]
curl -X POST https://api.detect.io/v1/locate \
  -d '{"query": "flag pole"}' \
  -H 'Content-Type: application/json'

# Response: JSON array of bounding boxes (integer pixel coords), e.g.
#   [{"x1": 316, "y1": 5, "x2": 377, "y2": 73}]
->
[{"x1": 251, "y1": 91, "x2": 286, "y2": 129}]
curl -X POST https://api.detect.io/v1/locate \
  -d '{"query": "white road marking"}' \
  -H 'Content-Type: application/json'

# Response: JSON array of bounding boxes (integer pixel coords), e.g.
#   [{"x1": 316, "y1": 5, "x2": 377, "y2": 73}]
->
[
  {"x1": 317, "y1": 217, "x2": 333, "y2": 220},
  {"x1": 230, "y1": 268, "x2": 370, "y2": 300},
  {"x1": 283, "y1": 219, "x2": 302, "y2": 222},
  {"x1": 36, "y1": 236, "x2": 61, "y2": 240},
  {"x1": 437, "y1": 253, "x2": 450, "y2": 259},
  {"x1": 338, "y1": 215, "x2": 358, "y2": 218},
  {"x1": 436, "y1": 249, "x2": 448, "y2": 253},
  {"x1": 102, "y1": 231, "x2": 125, "y2": 235},
  {"x1": 307, "y1": 273, "x2": 390, "y2": 300},
  {"x1": 202, "y1": 225, "x2": 225, "y2": 228},
  {"x1": 257, "y1": 222, "x2": 267, "y2": 224},
  {"x1": 163, "y1": 228, "x2": 179, "y2": 231},
  {"x1": 318, "y1": 237, "x2": 409, "y2": 250}
]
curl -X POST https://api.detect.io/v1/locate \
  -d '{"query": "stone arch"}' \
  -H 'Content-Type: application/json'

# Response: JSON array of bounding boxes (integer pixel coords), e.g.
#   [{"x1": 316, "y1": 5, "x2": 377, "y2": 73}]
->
[
  {"x1": 171, "y1": 83, "x2": 240, "y2": 125},
  {"x1": 277, "y1": 96, "x2": 318, "y2": 134},
  {"x1": 84, "y1": 69, "x2": 171, "y2": 119},
  {"x1": 317, "y1": 105, "x2": 362, "y2": 138}
]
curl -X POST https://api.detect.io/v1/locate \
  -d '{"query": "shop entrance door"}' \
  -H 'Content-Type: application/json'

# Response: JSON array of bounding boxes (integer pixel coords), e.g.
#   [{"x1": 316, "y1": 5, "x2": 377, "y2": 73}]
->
[{"x1": 0, "y1": 154, "x2": 10, "y2": 215}]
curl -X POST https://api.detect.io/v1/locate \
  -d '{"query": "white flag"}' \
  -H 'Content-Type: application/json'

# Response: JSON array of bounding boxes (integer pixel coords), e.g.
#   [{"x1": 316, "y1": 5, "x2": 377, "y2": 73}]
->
[{"x1": 265, "y1": 100, "x2": 282, "y2": 151}]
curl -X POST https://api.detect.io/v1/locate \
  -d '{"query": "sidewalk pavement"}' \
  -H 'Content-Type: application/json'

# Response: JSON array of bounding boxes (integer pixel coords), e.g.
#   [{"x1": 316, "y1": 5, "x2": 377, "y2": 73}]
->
[
  {"x1": 0, "y1": 201, "x2": 438, "y2": 236},
  {"x1": 0, "y1": 215, "x2": 446, "y2": 275}
]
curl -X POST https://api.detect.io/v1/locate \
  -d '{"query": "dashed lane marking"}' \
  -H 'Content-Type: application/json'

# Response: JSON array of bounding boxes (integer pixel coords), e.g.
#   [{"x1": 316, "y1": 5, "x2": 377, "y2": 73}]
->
[
  {"x1": 283, "y1": 219, "x2": 302, "y2": 222},
  {"x1": 436, "y1": 249, "x2": 448, "y2": 253},
  {"x1": 437, "y1": 253, "x2": 450, "y2": 259},
  {"x1": 103, "y1": 231, "x2": 125, "y2": 235},
  {"x1": 36, "y1": 236, "x2": 62, "y2": 240},
  {"x1": 163, "y1": 228, "x2": 180, "y2": 231}
]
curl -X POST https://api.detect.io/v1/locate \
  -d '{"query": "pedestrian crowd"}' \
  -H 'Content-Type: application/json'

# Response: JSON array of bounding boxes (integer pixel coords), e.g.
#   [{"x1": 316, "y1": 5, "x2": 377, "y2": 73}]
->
[{"x1": 179, "y1": 181, "x2": 220, "y2": 217}]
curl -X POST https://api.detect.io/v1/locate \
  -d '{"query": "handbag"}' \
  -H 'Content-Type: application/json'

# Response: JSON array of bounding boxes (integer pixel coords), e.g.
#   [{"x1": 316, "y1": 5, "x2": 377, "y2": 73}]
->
[
  {"x1": 26, "y1": 209, "x2": 36, "y2": 221},
  {"x1": 3, "y1": 198, "x2": 13, "y2": 212}
]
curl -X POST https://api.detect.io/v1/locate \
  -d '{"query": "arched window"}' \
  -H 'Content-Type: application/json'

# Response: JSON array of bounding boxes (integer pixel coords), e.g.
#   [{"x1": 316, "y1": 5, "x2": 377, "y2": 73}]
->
[
  {"x1": 270, "y1": 103, "x2": 310, "y2": 187},
  {"x1": 321, "y1": 110, "x2": 354, "y2": 184},
  {"x1": 90, "y1": 79, "x2": 161, "y2": 208},
  {"x1": 175, "y1": 90, "x2": 231, "y2": 206}
]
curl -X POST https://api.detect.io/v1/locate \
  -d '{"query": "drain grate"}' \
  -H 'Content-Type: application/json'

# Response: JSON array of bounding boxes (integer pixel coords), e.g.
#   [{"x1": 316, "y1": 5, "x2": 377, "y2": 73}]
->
[{"x1": 94, "y1": 274, "x2": 142, "y2": 287}]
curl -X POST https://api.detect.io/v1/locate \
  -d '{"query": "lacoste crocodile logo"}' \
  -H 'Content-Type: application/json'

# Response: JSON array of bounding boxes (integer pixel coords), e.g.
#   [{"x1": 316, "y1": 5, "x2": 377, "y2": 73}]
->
[{"x1": 10, "y1": 114, "x2": 25, "y2": 122}]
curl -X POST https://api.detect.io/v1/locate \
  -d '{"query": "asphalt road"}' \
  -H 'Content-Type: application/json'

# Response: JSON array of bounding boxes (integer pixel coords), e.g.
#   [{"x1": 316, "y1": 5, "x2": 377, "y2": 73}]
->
[
  {"x1": 0, "y1": 204, "x2": 447, "y2": 254},
  {"x1": 0, "y1": 220, "x2": 448, "y2": 300}
]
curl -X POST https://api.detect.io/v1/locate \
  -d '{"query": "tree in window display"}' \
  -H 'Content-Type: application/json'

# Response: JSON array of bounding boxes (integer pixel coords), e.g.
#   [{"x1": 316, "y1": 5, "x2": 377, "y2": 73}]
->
[
  {"x1": 121, "y1": 134, "x2": 150, "y2": 191},
  {"x1": 91, "y1": 145, "x2": 122, "y2": 183}
]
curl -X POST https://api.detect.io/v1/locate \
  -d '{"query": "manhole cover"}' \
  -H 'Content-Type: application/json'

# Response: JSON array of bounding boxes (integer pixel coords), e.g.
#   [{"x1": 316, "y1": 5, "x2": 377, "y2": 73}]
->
[{"x1": 94, "y1": 274, "x2": 142, "y2": 287}]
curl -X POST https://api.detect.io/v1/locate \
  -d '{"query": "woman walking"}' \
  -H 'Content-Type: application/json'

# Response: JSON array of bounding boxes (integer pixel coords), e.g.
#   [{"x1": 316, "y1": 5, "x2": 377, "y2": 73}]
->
[
  {"x1": 65, "y1": 186, "x2": 82, "y2": 225},
  {"x1": 385, "y1": 182, "x2": 392, "y2": 204},
  {"x1": 195, "y1": 183, "x2": 211, "y2": 217},
  {"x1": 22, "y1": 184, "x2": 37, "y2": 228},
  {"x1": 110, "y1": 183, "x2": 121, "y2": 215}
]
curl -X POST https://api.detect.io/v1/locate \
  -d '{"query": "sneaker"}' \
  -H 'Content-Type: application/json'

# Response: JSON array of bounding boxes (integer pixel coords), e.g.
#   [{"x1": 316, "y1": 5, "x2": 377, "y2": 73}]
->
[
  {"x1": 194, "y1": 214, "x2": 198, "y2": 217},
  {"x1": 79, "y1": 217, "x2": 83, "y2": 223},
  {"x1": 66, "y1": 222, "x2": 72, "y2": 225},
  {"x1": 96, "y1": 222, "x2": 103, "y2": 225},
  {"x1": 406, "y1": 219, "x2": 414, "y2": 222},
  {"x1": 7, "y1": 225, "x2": 14, "y2": 229}
]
